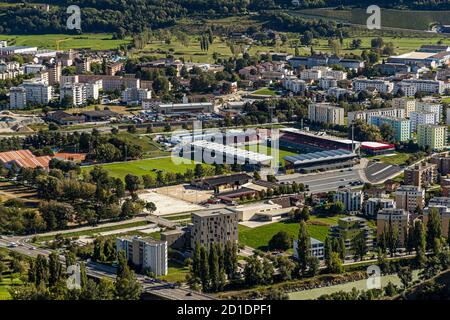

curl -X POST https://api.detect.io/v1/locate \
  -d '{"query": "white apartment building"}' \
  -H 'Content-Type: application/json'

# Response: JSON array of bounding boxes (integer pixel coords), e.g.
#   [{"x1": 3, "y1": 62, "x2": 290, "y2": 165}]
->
[
  {"x1": 0, "y1": 40, "x2": 7, "y2": 48},
  {"x1": 394, "y1": 82, "x2": 417, "y2": 97},
  {"x1": 24, "y1": 64, "x2": 46, "y2": 75},
  {"x1": 20, "y1": 80, "x2": 52, "y2": 105},
  {"x1": 319, "y1": 76, "x2": 338, "y2": 90},
  {"x1": 60, "y1": 83, "x2": 87, "y2": 106},
  {"x1": 365, "y1": 198, "x2": 395, "y2": 216},
  {"x1": 308, "y1": 103, "x2": 345, "y2": 125},
  {"x1": 410, "y1": 111, "x2": 437, "y2": 132},
  {"x1": 398, "y1": 79, "x2": 444, "y2": 94},
  {"x1": 85, "y1": 81, "x2": 101, "y2": 100},
  {"x1": 415, "y1": 102, "x2": 442, "y2": 122},
  {"x1": 9, "y1": 87, "x2": 27, "y2": 109},
  {"x1": 395, "y1": 185, "x2": 425, "y2": 213},
  {"x1": 116, "y1": 236, "x2": 168, "y2": 276},
  {"x1": 333, "y1": 189, "x2": 363, "y2": 214},
  {"x1": 352, "y1": 78, "x2": 394, "y2": 93},
  {"x1": 300, "y1": 68, "x2": 322, "y2": 81},
  {"x1": 347, "y1": 107, "x2": 405, "y2": 125},
  {"x1": 60, "y1": 75, "x2": 79, "y2": 86},
  {"x1": 327, "y1": 87, "x2": 349, "y2": 99},
  {"x1": 121, "y1": 88, "x2": 152, "y2": 105},
  {"x1": 324, "y1": 69, "x2": 347, "y2": 80},
  {"x1": 282, "y1": 77, "x2": 306, "y2": 93}
]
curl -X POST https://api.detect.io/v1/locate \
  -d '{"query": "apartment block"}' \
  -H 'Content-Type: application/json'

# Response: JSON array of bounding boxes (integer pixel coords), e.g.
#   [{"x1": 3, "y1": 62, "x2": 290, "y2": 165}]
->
[
  {"x1": 417, "y1": 124, "x2": 447, "y2": 150},
  {"x1": 415, "y1": 102, "x2": 442, "y2": 122},
  {"x1": 376, "y1": 208, "x2": 410, "y2": 246},
  {"x1": 431, "y1": 153, "x2": 450, "y2": 175},
  {"x1": 20, "y1": 80, "x2": 53, "y2": 105},
  {"x1": 364, "y1": 197, "x2": 395, "y2": 216},
  {"x1": 190, "y1": 208, "x2": 238, "y2": 249},
  {"x1": 404, "y1": 163, "x2": 437, "y2": 187},
  {"x1": 397, "y1": 79, "x2": 444, "y2": 94},
  {"x1": 424, "y1": 197, "x2": 450, "y2": 238},
  {"x1": 391, "y1": 97, "x2": 416, "y2": 117},
  {"x1": 395, "y1": 185, "x2": 425, "y2": 213},
  {"x1": 329, "y1": 217, "x2": 373, "y2": 256},
  {"x1": 348, "y1": 107, "x2": 405, "y2": 125},
  {"x1": 352, "y1": 78, "x2": 394, "y2": 93},
  {"x1": 307, "y1": 103, "x2": 344, "y2": 125},
  {"x1": 116, "y1": 236, "x2": 168, "y2": 276},
  {"x1": 369, "y1": 116, "x2": 411, "y2": 142},
  {"x1": 333, "y1": 189, "x2": 363, "y2": 214},
  {"x1": 9, "y1": 87, "x2": 27, "y2": 109},
  {"x1": 60, "y1": 83, "x2": 87, "y2": 106},
  {"x1": 410, "y1": 111, "x2": 436, "y2": 132},
  {"x1": 293, "y1": 237, "x2": 324, "y2": 260}
]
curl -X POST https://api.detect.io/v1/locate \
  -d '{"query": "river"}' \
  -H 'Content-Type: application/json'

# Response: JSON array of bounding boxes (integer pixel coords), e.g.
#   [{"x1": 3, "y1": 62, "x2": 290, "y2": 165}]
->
[{"x1": 288, "y1": 271, "x2": 420, "y2": 300}]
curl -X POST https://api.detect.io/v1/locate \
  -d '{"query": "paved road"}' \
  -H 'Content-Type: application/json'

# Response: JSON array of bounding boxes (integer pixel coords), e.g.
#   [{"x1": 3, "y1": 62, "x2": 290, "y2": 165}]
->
[
  {"x1": 365, "y1": 162, "x2": 402, "y2": 184},
  {"x1": 0, "y1": 236, "x2": 215, "y2": 300},
  {"x1": 277, "y1": 168, "x2": 363, "y2": 193}
]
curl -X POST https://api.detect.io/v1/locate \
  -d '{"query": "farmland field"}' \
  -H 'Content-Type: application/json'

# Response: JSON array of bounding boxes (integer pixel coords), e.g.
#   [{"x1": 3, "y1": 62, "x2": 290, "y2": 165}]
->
[
  {"x1": 0, "y1": 33, "x2": 130, "y2": 50},
  {"x1": 238, "y1": 215, "x2": 346, "y2": 251},
  {"x1": 81, "y1": 157, "x2": 211, "y2": 180}
]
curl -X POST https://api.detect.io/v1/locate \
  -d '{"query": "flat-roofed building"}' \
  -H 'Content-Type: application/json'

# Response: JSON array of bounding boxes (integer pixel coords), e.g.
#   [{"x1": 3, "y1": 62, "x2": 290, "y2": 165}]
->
[
  {"x1": 333, "y1": 189, "x2": 363, "y2": 214},
  {"x1": 352, "y1": 78, "x2": 393, "y2": 93},
  {"x1": 307, "y1": 103, "x2": 344, "y2": 125},
  {"x1": 348, "y1": 107, "x2": 405, "y2": 125},
  {"x1": 377, "y1": 208, "x2": 410, "y2": 246},
  {"x1": 410, "y1": 111, "x2": 437, "y2": 132},
  {"x1": 329, "y1": 217, "x2": 374, "y2": 256},
  {"x1": 155, "y1": 102, "x2": 213, "y2": 114},
  {"x1": 293, "y1": 237, "x2": 324, "y2": 260},
  {"x1": 365, "y1": 198, "x2": 395, "y2": 216},
  {"x1": 404, "y1": 163, "x2": 437, "y2": 188},
  {"x1": 369, "y1": 116, "x2": 411, "y2": 142},
  {"x1": 190, "y1": 208, "x2": 238, "y2": 249},
  {"x1": 9, "y1": 87, "x2": 26, "y2": 109},
  {"x1": 417, "y1": 124, "x2": 447, "y2": 151},
  {"x1": 395, "y1": 185, "x2": 425, "y2": 213},
  {"x1": 116, "y1": 236, "x2": 168, "y2": 276},
  {"x1": 20, "y1": 80, "x2": 52, "y2": 105}
]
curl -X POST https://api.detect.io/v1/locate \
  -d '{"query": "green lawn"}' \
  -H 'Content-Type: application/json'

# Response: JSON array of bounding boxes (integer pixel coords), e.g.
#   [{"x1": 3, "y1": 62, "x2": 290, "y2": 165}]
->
[
  {"x1": 81, "y1": 157, "x2": 211, "y2": 180},
  {"x1": 251, "y1": 88, "x2": 278, "y2": 96},
  {"x1": 0, "y1": 274, "x2": 23, "y2": 300},
  {"x1": 115, "y1": 132, "x2": 168, "y2": 157},
  {"x1": 159, "y1": 261, "x2": 189, "y2": 283},
  {"x1": 238, "y1": 215, "x2": 345, "y2": 251},
  {"x1": 1, "y1": 33, "x2": 130, "y2": 50},
  {"x1": 368, "y1": 152, "x2": 412, "y2": 165}
]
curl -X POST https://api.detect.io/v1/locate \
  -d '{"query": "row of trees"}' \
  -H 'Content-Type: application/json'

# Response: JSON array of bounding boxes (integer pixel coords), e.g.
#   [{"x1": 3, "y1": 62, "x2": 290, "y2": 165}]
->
[
  {"x1": 187, "y1": 241, "x2": 238, "y2": 292},
  {"x1": 10, "y1": 250, "x2": 141, "y2": 300}
]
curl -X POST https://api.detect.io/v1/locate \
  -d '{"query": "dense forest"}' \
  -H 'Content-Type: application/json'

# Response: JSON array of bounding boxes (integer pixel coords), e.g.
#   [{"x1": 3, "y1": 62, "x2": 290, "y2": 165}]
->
[{"x1": 2, "y1": 0, "x2": 450, "y2": 35}]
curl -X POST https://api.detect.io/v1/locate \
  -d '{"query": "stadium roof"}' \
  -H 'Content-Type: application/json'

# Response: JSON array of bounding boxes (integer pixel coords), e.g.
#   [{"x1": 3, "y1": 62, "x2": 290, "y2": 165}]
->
[
  {"x1": 361, "y1": 141, "x2": 395, "y2": 150},
  {"x1": 190, "y1": 140, "x2": 273, "y2": 164},
  {"x1": 281, "y1": 128, "x2": 358, "y2": 146},
  {"x1": 284, "y1": 149, "x2": 356, "y2": 166}
]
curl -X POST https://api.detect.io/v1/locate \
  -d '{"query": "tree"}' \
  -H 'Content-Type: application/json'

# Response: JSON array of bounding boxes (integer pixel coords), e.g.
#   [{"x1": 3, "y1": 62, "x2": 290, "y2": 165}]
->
[
  {"x1": 114, "y1": 251, "x2": 142, "y2": 300},
  {"x1": 269, "y1": 231, "x2": 292, "y2": 251},
  {"x1": 324, "y1": 236, "x2": 332, "y2": 270},
  {"x1": 264, "y1": 288, "x2": 288, "y2": 300},
  {"x1": 352, "y1": 232, "x2": 368, "y2": 261},
  {"x1": 427, "y1": 207, "x2": 442, "y2": 252},
  {"x1": 329, "y1": 252, "x2": 343, "y2": 274},
  {"x1": 379, "y1": 123, "x2": 395, "y2": 143},
  {"x1": 199, "y1": 246, "x2": 209, "y2": 291},
  {"x1": 414, "y1": 220, "x2": 427, "y2": 267},
  {"x1": 0, "y1": 261, "x2": 5, "y2": 282},
  {"x1": 208, "y1": 244, "x2": 221, "y2": 292},
  {"x1": 48, "y1": 252, "x2": 63, "y2": 287},
  {"x1": 223, "y1": 241, "x2": 238, "y2": 279},
  {"x1": 244, "y1": 255, "x2": 264, "y2": 286},
  {"x1": 398, "y1": 266, "x2": 413, "y2": 290},
  {"x1": 307, "y1": 256, "x2": 320, "y2": 276},
  {"x1": 124, "y1": 174, "x2": 141, "y2": 195},
  {"x1": 300, "y1": 31, "x2": 313, "y2": 46},
  {"x1": 297, "y1": 220, "x2": 310, "y2": 273}
]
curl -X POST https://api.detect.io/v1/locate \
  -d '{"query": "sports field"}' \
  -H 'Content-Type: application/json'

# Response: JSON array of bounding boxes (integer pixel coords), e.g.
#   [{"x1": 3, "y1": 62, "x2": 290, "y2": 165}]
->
[
  {"x1": 238, "y1": 215, "x2": 346, "y2": 251},
  {"x1": 81, "y1": 157, "x2": 211, "y2": 180}
]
